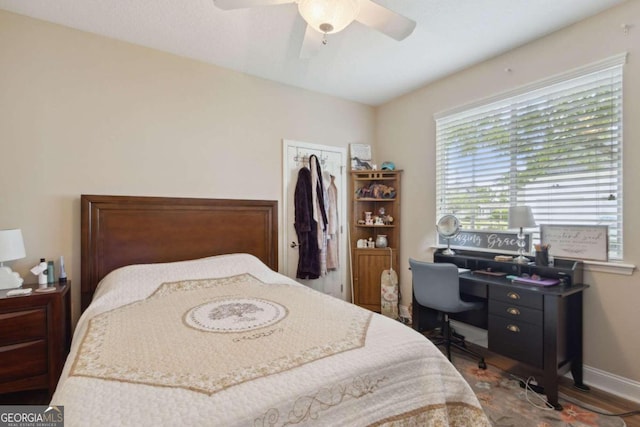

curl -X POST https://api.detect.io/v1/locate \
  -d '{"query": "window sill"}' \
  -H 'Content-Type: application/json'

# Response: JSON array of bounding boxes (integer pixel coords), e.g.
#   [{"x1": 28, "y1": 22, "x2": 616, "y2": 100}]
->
[{"x1": 583, "y1": 260, "x2": 636, "y2": 276}]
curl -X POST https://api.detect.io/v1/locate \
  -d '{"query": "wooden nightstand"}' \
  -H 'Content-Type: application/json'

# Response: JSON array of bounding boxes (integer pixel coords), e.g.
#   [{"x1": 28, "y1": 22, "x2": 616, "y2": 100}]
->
[{"x1": 0, "y1": 282, "x2": 71, "y2": 400}]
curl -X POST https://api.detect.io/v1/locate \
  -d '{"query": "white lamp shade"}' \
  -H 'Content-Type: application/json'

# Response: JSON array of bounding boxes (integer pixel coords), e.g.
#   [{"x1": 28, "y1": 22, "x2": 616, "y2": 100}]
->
[
  {"x1": 508, "y1": 206, "x2": 536, "y2": 229},
  {"x1": 0, "y1": 229, "x2": 26, "y2": 263},
  {"x1": 298, "y1": 0, "x2": 360, "y2": 34},
  {"x1": 0, "y1": 229, "x2": 26, "y2": 290}
]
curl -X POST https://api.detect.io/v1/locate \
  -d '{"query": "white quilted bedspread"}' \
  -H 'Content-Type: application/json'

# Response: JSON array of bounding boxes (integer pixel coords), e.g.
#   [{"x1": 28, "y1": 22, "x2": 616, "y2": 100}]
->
[{"x1": 51, "y1": 253, "x2": 488, "y2": 426}]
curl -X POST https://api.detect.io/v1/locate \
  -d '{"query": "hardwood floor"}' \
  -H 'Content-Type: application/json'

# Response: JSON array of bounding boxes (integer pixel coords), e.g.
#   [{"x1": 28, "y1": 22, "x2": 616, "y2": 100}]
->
[
  {"x1": 559, "y1": 377, "x2": 640, "y2": 427},
  {"x1": 459, "y1": 345, "x2": 640, "y2": 427}
]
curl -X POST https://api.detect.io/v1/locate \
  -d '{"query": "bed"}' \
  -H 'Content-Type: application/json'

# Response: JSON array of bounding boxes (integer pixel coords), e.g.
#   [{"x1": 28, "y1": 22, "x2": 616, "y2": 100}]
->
[{"x1": 51, "y1": 194, "x2": 489, "y2": 426}]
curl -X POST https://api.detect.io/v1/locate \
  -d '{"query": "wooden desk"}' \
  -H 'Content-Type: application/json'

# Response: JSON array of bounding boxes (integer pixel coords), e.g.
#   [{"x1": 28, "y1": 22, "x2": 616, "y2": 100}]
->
[{"x1": 419, "y1": 250, "x2": 589, "y2": 410}]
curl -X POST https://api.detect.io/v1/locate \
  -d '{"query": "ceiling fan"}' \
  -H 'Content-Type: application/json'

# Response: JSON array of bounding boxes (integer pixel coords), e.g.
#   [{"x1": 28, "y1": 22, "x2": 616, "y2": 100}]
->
[{"x1": 212, "y1": 0, "x2": 416, "y2": 58}]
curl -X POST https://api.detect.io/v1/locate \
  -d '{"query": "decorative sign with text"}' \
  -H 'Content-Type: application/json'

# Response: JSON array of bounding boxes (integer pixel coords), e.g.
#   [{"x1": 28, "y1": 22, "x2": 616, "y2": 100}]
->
[
  {"x1": 540, "y1": 224, "x2": 608, "y2": 261},
  {"x1": 438, "y1": 230, "x2": 531, "y2": 254}
]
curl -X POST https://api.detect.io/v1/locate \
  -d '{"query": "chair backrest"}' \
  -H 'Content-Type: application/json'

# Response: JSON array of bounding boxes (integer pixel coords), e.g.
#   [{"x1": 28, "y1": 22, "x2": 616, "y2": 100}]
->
[{"x1": 409, "y1": 258, "x2": 465, "y2": 313}]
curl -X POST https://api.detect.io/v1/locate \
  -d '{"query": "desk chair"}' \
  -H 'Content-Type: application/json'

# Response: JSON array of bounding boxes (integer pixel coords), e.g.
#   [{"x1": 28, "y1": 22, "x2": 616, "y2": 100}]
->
[{"x1": 409, "y1": 258, "x2": 486, "y2": 369}]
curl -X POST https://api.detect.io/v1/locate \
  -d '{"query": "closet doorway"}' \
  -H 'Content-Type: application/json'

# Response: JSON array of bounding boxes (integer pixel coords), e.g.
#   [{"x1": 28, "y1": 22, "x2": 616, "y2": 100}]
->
[{"x1": 282, "y1": 139, "x2": 348, "y2": 301}]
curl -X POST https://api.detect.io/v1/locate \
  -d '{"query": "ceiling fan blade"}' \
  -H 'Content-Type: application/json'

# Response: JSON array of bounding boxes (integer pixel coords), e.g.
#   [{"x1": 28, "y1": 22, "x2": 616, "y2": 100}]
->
[
  {"x1": 212, "y1": 0, "x2": 294, "y2": 10},
  {"x1": 299, "y1": 25, "x2": 324, "y2": 59},
  {"x1": 356, "y1": 0, "x2": 416, "y2": 41}
]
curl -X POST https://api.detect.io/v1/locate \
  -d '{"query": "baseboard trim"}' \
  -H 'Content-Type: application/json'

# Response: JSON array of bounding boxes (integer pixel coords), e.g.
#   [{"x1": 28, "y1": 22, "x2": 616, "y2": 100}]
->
[
  {"x1": 450, "y1": 320, "x2": 640, "y2": 404},
  {"x1": 580, "y1": 365, "x2": 640, "y2": 405},
  {"x1": 450, "y1": 320, "x2": 488, "y2": 348}
]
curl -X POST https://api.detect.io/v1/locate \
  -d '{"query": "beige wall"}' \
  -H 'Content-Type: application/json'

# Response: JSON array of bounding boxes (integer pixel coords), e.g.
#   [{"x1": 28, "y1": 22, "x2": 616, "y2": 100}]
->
[
  {"x1": 0, "y1": 10, "x2": 375, "y2": 323},
  {"x1": 2, "y1": 1, "x2": 639, "y2": 392},
  {"x1": 376, "y1": 1, "x2": 640, "y2": 384}
]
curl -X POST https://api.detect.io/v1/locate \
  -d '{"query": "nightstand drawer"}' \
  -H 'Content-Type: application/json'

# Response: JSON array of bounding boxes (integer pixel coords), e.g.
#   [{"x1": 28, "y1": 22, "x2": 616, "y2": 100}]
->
[
  {"x1": 0, "y1": 283, "x2": 70, "y2": 398},
  {"x1": 0, "y1": 309, "x2": 47, "y2": 346},
  {"x1": 490, "y1": 300, "x2": 543, "y2": 325},
  {"x1": 488, "y1": 314, "x2": 543, "y2": 368},
  {"x1": 0, "y1": 340, "x2": 47, "y2": 382}
]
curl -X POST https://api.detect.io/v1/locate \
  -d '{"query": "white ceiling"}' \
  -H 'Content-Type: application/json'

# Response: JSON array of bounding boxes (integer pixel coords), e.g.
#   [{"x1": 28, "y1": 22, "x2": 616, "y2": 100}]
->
[{"x1": 0, "y1": 0, "x2": 626, "y2": 105}]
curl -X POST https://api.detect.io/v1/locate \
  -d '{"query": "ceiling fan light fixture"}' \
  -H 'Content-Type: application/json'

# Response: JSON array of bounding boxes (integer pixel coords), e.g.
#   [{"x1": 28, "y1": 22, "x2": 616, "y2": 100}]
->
[{"x1": 298, "y1": 0, "x2": 360, "y2": 34}]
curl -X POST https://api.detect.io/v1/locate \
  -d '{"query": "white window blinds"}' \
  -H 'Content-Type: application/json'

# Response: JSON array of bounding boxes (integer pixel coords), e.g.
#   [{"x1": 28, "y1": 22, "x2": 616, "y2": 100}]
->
[{"x1": 435, "y1": 57, "x2": 624, "y2": 260}]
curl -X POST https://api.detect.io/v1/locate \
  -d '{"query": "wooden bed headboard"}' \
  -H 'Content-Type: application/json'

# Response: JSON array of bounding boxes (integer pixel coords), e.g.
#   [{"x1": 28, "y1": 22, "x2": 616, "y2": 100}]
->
[{"x1": 81, "y1": 195, "x2": 278, "y2": 311}]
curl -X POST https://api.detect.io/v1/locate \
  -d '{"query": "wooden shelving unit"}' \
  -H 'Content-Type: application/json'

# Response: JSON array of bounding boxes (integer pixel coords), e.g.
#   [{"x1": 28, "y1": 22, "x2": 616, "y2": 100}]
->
[{"x1": 349, "y1": 170, "x2": 401, "y2": 311}]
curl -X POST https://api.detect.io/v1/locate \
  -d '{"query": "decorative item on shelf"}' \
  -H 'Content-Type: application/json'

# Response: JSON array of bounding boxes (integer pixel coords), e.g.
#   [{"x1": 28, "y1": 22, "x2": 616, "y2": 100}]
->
[
  {"x1": 0, "y1": 228, "x2": 26, "y2": 290},
  {"x1": 364, "y1": 211, "x2": 373, "y2": 225},
  {"x1": 381, "y1": 161, "x2": 396, "y2": 171},
  {"x1": 350, "y1": 143, "x2": 372, "y2": 170},
  {"x1": 436, "y1": 215, "x2": 460, "y2": 256},
  {"x1": 508, "y1": 206, "x2": 537, "y2": 264},
  {"x1": 368, "y1": 237, "x2": 375, "y2": 248},
  {"x1": 355, "y1": 183, "x2": 396, "y2": 199},
  {"x1": 375, "y1": 235, "x2": 388, "y2": 248},
  {"x1": 374, "y1": 216, "x2": 385, "y2": 226},
  {"x1": 534, "y1": 243, "x2": 550, "y2": 266}
]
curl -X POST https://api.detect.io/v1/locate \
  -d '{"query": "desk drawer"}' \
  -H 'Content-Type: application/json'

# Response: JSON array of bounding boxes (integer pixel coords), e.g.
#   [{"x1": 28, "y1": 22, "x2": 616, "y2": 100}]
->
[
  {"x1": 460, "y1": 280, "x2": 487, "y2": 298},
  {"x1": 491, "y1": 288, "x2": 543, "y2": 310},
  {"x1": 490, "y1": 300, "x2": 542, "y2": 325},
  {"x1": 0, "y1": 309, "x2": 47, "y2": 346},
  {"x1": 488, "y1": 314, "x2": 543, "y2": 368}
]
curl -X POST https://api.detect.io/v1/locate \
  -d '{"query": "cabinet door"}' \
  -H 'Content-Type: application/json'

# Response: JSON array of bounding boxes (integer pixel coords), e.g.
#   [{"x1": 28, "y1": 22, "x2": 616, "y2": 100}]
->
[{"x1": 354, "y1": 249, "x2": 398, "y2": 312}]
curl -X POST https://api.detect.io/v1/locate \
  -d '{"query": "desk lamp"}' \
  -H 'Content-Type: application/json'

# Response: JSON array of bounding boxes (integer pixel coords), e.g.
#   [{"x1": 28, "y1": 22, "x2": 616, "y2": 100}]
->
[
  {"x1": 0, "y1": 229, "x2": 26, "y2": 289},
  {"x1": 508, "y1": 206, "x2": 536, "y2": 264}
]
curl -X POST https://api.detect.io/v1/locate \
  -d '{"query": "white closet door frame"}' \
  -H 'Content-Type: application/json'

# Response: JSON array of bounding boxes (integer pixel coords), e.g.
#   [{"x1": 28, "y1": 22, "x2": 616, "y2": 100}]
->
[{"x1": 282, "y1": 139, "x2": 348, "y2": 300}]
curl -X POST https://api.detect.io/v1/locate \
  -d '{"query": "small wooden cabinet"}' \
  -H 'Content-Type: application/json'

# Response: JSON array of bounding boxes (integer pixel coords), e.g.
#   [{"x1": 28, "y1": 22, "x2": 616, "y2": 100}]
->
[
  {"x1": 0, "y1": 282, "x2": 71, "y2": 399},
  {"x1": 350, "y1": 170, "x2": 401, "y2": 311}
]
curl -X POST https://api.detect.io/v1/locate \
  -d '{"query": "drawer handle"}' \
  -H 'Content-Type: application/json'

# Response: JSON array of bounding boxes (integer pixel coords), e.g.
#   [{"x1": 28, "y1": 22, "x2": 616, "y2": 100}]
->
[
  {"x1": 507, "y1": 292, "x2": 520, "y2": 300},
  {"x1": 507, "y1": 307, "x2": 521, "y2": 316},
  {"x1": 507, "y1": 324, "x2": 520, "y2": 333}
]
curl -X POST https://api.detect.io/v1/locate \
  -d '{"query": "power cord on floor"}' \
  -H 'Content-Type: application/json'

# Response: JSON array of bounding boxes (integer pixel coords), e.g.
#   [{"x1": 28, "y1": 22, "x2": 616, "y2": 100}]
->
[
  {"x1": 453, "y1": 347, "x2": 640, "y2": 418},
  {"x1": 508, "y1": 372, "x2": 640, "y2": 418},
  {"x1": 508, "y1": 374, "x2": 555, "y2": 411}
]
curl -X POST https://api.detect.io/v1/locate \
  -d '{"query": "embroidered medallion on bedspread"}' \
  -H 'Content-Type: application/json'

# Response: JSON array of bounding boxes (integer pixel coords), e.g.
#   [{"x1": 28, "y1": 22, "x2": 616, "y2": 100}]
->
[{"x1": 71, "y1": 274, "x2": 372, "y2": 395}]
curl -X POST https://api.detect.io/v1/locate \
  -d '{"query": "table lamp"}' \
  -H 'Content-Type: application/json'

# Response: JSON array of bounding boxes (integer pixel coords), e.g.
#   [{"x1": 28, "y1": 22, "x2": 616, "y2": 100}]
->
[
  {"x1": 508, "y1": 206, "x2": 536, "y2": 264},
  {"x1": 0, "y1": 229, "x2": 26, "y2": 289}
]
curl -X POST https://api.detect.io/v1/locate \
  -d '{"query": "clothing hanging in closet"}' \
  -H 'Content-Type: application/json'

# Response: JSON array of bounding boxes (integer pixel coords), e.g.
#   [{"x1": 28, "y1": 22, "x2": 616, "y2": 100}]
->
[
  {"x1": 326, "y1": 174, "x2": 339, "y2": 270},
  {"x1": 294, "y1": 154, "x2": 328, "y2": 279}
]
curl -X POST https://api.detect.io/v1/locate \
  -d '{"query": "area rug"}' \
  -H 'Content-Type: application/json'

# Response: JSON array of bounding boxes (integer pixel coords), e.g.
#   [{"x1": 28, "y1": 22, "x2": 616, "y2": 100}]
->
[{"x1": 452, "y1": 355, "x2": 625, "y2": 427}]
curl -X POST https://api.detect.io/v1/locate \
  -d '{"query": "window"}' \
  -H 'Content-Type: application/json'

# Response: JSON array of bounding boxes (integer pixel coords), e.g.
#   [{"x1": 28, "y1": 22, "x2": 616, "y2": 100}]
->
[{"x1": 435, "y1": 55, "x2": 625, "y2": 260}]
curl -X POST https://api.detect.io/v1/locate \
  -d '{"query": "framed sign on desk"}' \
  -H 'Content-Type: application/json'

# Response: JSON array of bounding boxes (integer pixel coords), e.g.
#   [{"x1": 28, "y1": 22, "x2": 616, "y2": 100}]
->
[{"x1": 540, "y1": 224, "x2": 608, "y2": 262}]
